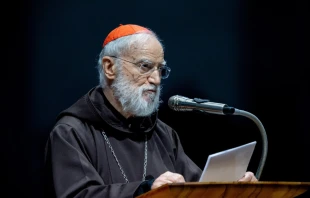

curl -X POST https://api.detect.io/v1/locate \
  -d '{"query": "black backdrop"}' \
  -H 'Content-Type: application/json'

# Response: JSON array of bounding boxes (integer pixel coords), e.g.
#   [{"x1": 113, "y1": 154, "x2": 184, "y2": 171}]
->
[{"x1": 4, "y1": 0, "x2": 309, "y2": 197}]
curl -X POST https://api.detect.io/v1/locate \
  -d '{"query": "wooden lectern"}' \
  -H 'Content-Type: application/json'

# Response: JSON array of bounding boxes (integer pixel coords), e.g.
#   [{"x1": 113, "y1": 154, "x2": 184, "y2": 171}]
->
[{"x1": 137, "y1": 181, "x2": 310, "y2": 198}]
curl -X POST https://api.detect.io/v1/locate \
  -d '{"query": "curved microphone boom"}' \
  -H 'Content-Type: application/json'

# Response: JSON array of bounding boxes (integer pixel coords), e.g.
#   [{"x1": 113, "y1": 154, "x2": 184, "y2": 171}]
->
[{"x1": 168, "y1": 95, "x2": 268, "y2": 180}]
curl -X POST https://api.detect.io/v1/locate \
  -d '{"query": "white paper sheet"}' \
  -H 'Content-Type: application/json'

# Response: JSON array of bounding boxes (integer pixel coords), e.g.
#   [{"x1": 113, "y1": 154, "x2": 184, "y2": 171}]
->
[{"x1": 199, "y1": 141, "x2": 256, "y2": 182}]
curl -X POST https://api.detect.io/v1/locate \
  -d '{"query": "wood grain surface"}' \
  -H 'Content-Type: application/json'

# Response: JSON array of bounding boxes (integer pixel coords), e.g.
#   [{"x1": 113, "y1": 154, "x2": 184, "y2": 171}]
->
[{"x1": 137, "y1": 181, "x2": 310, "y2": 198}]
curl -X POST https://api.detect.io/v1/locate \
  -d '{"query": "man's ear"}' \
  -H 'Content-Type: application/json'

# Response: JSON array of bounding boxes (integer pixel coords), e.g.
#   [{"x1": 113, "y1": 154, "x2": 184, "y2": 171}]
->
[{"x1": 102, "y1": 56, "x2": 116, "y2": 80}]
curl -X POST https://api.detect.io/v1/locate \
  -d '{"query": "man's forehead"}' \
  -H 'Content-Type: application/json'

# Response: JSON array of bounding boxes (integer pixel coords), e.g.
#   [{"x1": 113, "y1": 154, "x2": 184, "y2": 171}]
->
[{"x1": 129, "y1": 37, "x2": 164, "y2": 56}]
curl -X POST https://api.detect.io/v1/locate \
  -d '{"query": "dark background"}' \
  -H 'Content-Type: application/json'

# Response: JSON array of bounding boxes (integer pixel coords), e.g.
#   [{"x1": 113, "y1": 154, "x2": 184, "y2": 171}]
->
[{"x1": 4, "y1": 0, "x2": 309, "y2": 197}]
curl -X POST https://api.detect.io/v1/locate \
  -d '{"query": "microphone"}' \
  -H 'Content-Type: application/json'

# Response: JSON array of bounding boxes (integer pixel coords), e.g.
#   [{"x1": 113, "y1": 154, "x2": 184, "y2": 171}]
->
[
  {"x1": 168, "y1": 95, "x2": 235, "y2": 115},
  {"x1": 168, "y1": 94, "x2": 268, "y2": 180}
]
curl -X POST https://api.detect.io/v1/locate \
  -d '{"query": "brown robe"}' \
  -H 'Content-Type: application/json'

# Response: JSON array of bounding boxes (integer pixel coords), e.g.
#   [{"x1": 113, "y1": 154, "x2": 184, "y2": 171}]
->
[{"x1": 44, "y1": 86, "x2": 202, "y2": 198}]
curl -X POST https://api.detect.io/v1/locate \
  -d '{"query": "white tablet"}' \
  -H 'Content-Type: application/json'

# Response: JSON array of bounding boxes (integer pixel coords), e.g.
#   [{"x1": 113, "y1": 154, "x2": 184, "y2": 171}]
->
[{"x1": 199, "y1": 141, "x2": 257, "y2": 182}]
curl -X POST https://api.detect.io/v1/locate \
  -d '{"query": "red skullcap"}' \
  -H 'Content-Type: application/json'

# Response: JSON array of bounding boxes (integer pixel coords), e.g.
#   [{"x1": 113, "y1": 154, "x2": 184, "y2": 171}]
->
[{"x1": 102, "y1": 24, "x2": 152, "y2": 47}]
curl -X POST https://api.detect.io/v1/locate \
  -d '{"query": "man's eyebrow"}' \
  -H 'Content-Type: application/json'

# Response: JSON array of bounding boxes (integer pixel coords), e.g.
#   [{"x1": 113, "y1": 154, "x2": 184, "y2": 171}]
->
[
  {"x1": 137, "y1": 59, "x2": 167, "y2": 66},
  {"x1": 136, "y1": 58, "x2": 152, "y2": 63}
]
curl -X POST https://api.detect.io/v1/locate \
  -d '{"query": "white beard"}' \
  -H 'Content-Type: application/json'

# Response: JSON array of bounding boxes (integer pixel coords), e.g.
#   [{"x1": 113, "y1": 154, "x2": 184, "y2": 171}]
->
[{"x1": 111, "y1": 69, "x2": 162, "y2": 117}]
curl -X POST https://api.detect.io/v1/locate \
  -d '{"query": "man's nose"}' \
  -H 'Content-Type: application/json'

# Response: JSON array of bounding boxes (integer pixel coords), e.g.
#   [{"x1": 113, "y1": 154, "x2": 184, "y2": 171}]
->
[{"x1": 148, "y1": 69, "x2": 161, "y2": 85}]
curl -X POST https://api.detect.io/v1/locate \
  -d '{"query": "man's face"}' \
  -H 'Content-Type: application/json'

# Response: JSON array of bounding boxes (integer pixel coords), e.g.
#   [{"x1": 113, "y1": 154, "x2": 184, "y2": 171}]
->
[{"x1": 111, "y1": 35, "x2": 165, "y2": 116}]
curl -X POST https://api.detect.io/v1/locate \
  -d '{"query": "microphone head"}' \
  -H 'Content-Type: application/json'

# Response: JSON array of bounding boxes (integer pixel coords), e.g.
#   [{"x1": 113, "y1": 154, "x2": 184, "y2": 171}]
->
[
  {"x1": 168, "y1": 95, "x2": 234, "y2": 115},
  {"x1": 168, "y1": 95, "x2": 177, "y2": 110},
  {"x1": 168, "y1": 95, "x2": 191, "y2": 111}
]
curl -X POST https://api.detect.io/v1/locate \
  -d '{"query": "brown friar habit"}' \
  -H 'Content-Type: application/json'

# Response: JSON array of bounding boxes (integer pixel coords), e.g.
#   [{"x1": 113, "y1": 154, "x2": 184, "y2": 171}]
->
[{"x1": 44, "y1": 86, "x2": 202, "y2": 198}]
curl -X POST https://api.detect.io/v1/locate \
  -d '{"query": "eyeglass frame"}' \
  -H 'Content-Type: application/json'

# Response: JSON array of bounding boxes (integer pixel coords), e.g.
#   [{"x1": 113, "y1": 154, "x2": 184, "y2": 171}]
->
[{"x1": 108, "y1": 55, "x2": 171, "y2": 79}]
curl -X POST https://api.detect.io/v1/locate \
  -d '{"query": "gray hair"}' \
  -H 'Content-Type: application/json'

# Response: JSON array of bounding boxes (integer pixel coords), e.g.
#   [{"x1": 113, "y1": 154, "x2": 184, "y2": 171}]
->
[{"x1": 96, "y1": 31, "x2": 164, "y2": 88}]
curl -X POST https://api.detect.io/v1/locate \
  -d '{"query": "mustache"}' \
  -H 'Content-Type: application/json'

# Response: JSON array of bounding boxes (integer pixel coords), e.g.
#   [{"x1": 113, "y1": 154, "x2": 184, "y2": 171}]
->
[{"x1": 142, "y1": 84, "x2": 158, "y2": 92}]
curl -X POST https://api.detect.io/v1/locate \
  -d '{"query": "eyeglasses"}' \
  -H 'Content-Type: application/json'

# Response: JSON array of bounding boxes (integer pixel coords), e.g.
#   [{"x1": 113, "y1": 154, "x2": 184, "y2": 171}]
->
[{"x1": 110, "y1": 56, "x2": 171, "y2": 79}]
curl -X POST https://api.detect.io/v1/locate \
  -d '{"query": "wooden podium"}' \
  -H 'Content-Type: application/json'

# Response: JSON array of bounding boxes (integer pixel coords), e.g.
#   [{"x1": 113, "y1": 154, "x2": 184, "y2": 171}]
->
[{"x1": 137, "y1": 181, "x2": 310, "y2": 198}]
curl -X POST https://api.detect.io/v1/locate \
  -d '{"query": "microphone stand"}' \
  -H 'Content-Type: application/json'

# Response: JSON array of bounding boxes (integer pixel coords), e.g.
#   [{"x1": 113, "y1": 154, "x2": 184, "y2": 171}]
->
[
  {"x1": 233, "y1": 109, "x2": 268, "y2": 180},
  {"x1": 168, "y1": 95, "x2": 268, "y2": 180}
]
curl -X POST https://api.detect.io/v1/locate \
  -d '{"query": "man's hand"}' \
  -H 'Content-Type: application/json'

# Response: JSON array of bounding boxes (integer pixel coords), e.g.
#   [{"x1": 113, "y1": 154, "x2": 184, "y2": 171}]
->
[
  {"x1": 238, "y1": 171, "x2": 258, "y2": 182},
  {"x1": 151, "y1": 171, "x2": 185, "y2": 190}
]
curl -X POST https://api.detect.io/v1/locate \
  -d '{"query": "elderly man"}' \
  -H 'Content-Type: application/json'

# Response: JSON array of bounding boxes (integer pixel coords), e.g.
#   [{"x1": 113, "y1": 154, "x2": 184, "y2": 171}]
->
[{"x1": 44, "y1": 24, "x2": 257, "y2": 198}]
